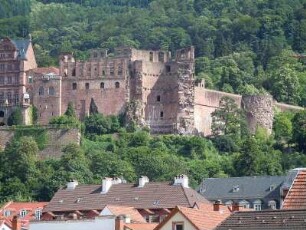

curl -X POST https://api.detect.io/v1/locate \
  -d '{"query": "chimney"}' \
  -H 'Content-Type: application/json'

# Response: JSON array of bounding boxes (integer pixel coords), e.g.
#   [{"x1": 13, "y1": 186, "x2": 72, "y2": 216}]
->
[
  {"x1": 12, "y1": 216, "x2": 21, "y2": 230},
  {"x1": 66, "y1": 180, "x2": 78, "y2": 190},
  {"x1": 213, "y1": 200, "x2": 222, "y2": 211},
  {"x1": 232, "y1": 203, "x2": 240, "y2": 212},
  {"x1": 102, "y1": 177, "x2": 123, "y2": 194},
  {"x1": 115, "y1": 215, "x2": 125, "y2": 230},
  {"x1": 174, "y1": 174, "x2": 189, "y2": 188},
  {"x1": 138, "y1": 176, "x2": 149, "y2": 187}
]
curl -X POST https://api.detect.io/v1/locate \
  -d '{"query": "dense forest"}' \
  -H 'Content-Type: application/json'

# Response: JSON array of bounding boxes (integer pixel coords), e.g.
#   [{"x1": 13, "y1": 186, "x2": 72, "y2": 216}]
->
[
  {"x1": 1, "y1": 0, "x2": 306, "y2": 202},
  {"x1": 1, "y1": 0, "x2": 306, "y2": 105}
]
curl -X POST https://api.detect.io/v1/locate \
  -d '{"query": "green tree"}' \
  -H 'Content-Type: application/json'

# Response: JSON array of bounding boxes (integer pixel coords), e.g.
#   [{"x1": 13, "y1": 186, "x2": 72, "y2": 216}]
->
[
  {"x1": 7, "y1": 107, "x2": 23, "y2": 126},
  {"x1": 64, "y1": 102, "x2": 77, "y2": 118},
  {"x1": 211, "y1": 96, "x2": 245, "y2": 137},
  {"x1": 292, "y1": 110, "x2": 306, "y2": 152}
]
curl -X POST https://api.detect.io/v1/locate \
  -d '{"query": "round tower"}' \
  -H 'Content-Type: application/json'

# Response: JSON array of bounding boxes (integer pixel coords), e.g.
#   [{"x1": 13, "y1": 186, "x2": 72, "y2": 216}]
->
[{"x1": 242, "y1": 95, "x2": 274, "y2": 135}]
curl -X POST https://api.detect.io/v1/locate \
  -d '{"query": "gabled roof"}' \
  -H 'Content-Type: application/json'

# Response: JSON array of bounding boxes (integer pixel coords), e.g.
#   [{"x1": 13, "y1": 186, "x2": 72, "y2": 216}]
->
[
  {"x1": 28, "y1": 67, "x2": 60, "y2": 75},
  {"x1": 12, "y1": 39, "x2": 31, "y2": 60},
  {"x1": 215, "y1": 209, "x2": 306, "y2": 230},
  {"x1": 101, "y1": 205, "x2": 146, "y2": 223},
  {"x1": 199, "y1": 176, "x2": 285, "y2": 201},
  {"x1": 282, "y1": 169, "x2": 306, "y2": 209},
  {"x1": 154, "y1": 203, "x2": 231, "y2": 230},
  {"x1": 43, "y1": 182, "x2": 210, "y2": 213}
]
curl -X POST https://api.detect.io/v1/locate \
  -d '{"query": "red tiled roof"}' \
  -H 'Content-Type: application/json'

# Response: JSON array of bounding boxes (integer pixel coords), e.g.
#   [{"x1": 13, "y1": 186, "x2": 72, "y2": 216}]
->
[
  {"x1": 154, "y1": 203, "x2": 231, "y2": 230},
  {"x1": 124, "y1": 223, "x2": 158, "y2": 230},
  {"x1": 43, "y1": 182, "x2": 210, "y2": 213},
  {"x1": 29, "y1": 67, "x2": 59, "y2": 75},
  {"x1": 283, "y1": 170, "x2": 306, "y2": 209},
  {"x1": 104, "y1": 205, "x2": 146, "y2": 223},
  {"x1": 0, "y1": 201, "x2": 48, "y2": 228},
  {"x1": 215, "y1": 209, "x2": 306, "y2": 230}
]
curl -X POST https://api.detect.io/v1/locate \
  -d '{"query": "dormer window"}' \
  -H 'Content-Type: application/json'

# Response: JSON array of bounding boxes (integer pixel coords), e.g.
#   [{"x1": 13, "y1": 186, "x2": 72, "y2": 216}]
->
[
  {"x1": 269, "y1": 185, "x2": 275, "y2": 191},
  {"x1": 233, "y1": 185, "x2": 239, "y2": 192},
  {"x1": 253, "y1": 200, "x2": 262, "y2": 211},
  {"x1": 3, "y1": 210, "x2": 11, "y2": 217},
  {"x1": 20, "y1": 209, "x2": 27, "y2": 218},
  {"x1": 35, "y1": 209, "x2": 42, "y2": 220},
  {"x1": 268, "y1": 200, "x2": 276, "y2": 210}
]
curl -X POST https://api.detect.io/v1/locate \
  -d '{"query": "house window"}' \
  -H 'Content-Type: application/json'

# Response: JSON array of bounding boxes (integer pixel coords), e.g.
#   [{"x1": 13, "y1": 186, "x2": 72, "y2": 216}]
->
[
  {"x1": 3, "y1": 210, "x2": 11, "y2": 217},
  {"x1": 253, "y1": 200, "x2": 262, "y2": 211},
  {"x1": 160, "y1": 111, "x2": 164, "y2": 118},
  {"x1": 118, "y1": 65, "x2": 123, "y2": 75},
  {"x1": 100, "y1": 82, "x2": 105, "y2": 89},
  {"x1": 49, "y1": 87, "x2": 55, "y2": 95},
  {"x1": 7, "y1": 76, "x2": 12, "y2": 84},
  {"x1": 20, "y1": 209, "x2": 27, "y2": 218},
  {"x1": 233, "y1": 185, "x2": 239, "y2": 192},
  {"x1": 157, "y1": 95, "x2": 161, "y2": 102},
  {"x1": 239, "y1": 200, "x2": 249, "y2": 209},
  {"x1": 72, "y1": 83, "x2": 77, "y2": 90},
  {"x1": 39, "y1": 86, "x2": 44, "y2": 96},
  {"x1": 0, "y1": 76, "x2": 4, "y2": 85},
  {"x1": 172, "y1": 222, "x2": 184, "y2": 230},
  {"x1": 35, "y1": 209, "x2": 42, "y2": 220},
  {"x1": 268, "y1": 200, "x2": 276, "y2": 210},
  {"x1": 158, "y1": 52, "x2": 164, "y2": 62},
  {"x1": 115, "y1": 82, "x2": 120, "y2": 88},
  {"x1": 85, "y1": 83, "x2": 89, "y2": 89},
  {"x1": 0, "y1": 64, "x2": 5, "y2": 71},
  {"x1": 102, "y1": 70, "x2": 105, "y2": 76},
  {"x1": 149, "y1": 52, "x2": 153, "y2": 62}
]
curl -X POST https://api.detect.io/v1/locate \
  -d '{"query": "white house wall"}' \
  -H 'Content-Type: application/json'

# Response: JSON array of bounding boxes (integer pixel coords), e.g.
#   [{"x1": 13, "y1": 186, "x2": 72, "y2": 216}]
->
[{"x1": 29, "y1": 217, "x2": 115, "y2": 230}]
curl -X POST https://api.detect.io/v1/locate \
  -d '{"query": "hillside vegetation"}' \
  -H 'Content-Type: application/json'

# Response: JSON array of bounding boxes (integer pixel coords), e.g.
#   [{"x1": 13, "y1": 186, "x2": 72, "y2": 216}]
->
[
  {"x1": 1, "y1": 0, "x2": 306, "y2": 203},
  {"x1": 1, "y1": 0, "x2": 306, "y2": 105}
]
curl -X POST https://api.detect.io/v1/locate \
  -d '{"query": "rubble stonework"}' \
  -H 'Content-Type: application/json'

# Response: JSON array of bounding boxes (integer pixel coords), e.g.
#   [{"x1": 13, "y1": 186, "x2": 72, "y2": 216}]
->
[
  {"x1": 242, "y1": 95, "x2": 274, "y2": 134},
  {"x1": 0, "y1": 37, "x2": 302, "y2": 136}
]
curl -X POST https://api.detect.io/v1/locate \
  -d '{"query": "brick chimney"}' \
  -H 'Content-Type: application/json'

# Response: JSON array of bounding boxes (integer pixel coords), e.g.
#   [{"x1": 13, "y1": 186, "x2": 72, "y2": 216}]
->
[
  {"x1": 213, "y1": 200, "x2": 222, "y2": 211},
  {"x1": 138, "y1": 176, "x2": 149, "y2": 188},
  {"x1": 115, "y1": 215, "x2": 130, "y2": 230},
  {"x1": 232, "y1": 203, "x2": 240, "y2": 212},
  {"x1": 12, "y1": 216, "x2": 21, "y2": 230},
  {"x1": 174, "y1": 174, "x2": 189, "y2": 188}
]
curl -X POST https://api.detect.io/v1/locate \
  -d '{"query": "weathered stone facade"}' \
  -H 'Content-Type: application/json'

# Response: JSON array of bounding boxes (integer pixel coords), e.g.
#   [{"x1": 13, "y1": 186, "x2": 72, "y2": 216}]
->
[{"x1": 0, "y1": 37, "x2": 302, "y2": 136}]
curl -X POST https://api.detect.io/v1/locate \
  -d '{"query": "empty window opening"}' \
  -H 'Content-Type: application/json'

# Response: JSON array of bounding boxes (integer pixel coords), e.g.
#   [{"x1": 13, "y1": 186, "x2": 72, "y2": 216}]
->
[
  {"x1": 38, "y1": 86, "x2": 44, "y2": 96},
  {"x1": 85, "y1": 83, "x2": 89, "y2": 89},
  {"x1": 72, "y1": 68, "x2": 76, "y2": 76},
  {"x1": 157, "y1": 95, "x2": 161, "y2": 102},
  {"x1": 115, "y1": 82, "x2": 120, "y2": 88},
  {"x1": 158, "y1": 52, "x2": 164, "y2": 62},
  {"x1": 49, "y1": 87, "x2": 55, "y2": 95},
  {"x1": 72, "y1": 83, "x2": 77, "y2": 90},
  {"x1": 166, "y1": 65, "x2": 171, "y2": 73},
  {"x1": 102, "y1": 70, "x2": 105, "y2": 76},
  {"x1": 160, "y1": 111, "x2": 164, "y2": 118},
  {"x1": 100, "y1": 82, "x2": 105, "y2": 89},
  {"x1": 149, "y1": 52, "x2": 153, "y2": 62},
  {"x1": 0, "y1": 111, "x2": 4, "y2": 117}
]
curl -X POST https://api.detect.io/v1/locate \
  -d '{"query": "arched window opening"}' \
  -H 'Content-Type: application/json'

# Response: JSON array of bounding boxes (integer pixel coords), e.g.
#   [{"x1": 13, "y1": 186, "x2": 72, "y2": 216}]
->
[
  {"x1": 72, "y1": 83, "x2": 77, "y2": 90},
  {"x1": 49, "y1": 86, "x2": 55, "y2": 95},
  {"x1": 85, "y1": 82, "x2": 89, "y2": 89},
  {"x1": 149, "y1": 52, "x2": 153, "y2": 62},
  {"x1": 158, "y1": 52, "x2": 164, "y2": 62},
  {"x1": 38, "y1": 87, "x2": 44, "y2": 96},
  {"x1": 160, "y1": 111, "x2": 164, "y2": 118},
  {"x1": 115, "y1": 82, "x2": 120, "y2": 88},
  {"x1": 100, "y1": 82, "x2": 105, "y2": 89},
  {"x1": 157, "y1": 95, "x2": 161, "y2": 102}
]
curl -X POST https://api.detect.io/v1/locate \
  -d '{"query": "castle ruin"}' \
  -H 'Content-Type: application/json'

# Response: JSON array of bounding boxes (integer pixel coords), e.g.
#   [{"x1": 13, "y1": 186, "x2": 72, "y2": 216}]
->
[{"x1": 0, "y1": 37, "x2": 302, "y2": 136}]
